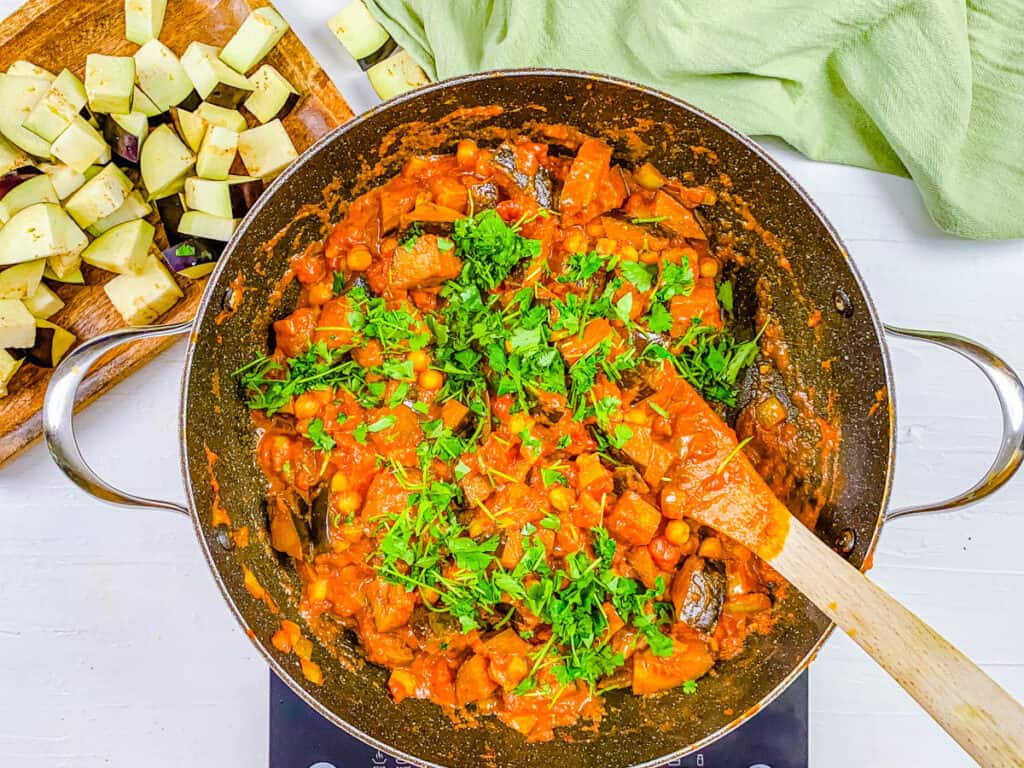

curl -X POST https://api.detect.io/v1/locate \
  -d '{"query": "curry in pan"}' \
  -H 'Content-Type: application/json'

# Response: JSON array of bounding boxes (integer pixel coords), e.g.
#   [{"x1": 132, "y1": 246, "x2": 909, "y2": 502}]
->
[{"x1": 234, "y1": 134, "x2": 807, "y2": 742}]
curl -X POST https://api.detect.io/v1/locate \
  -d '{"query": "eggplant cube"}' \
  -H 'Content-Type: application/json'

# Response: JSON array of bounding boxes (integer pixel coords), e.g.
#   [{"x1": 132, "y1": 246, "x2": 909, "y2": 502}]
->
[
  {"x1": 0, "y1": 136, "x2": 31, "y2": 176},
  {"x1": 0, "y1": 348, "x2": 23, "y2": 397},
  {"x1": 125, "y1": 0, "x2": 168, "y2": 45},
  {"x1": 64, "y1": 163, "x2": 134, "y2": 229},
  {"x1": 219, "y1": 7, "x2": 289, "y2": 74},
  {"x1": 0, "y1": 298, "x2": 36, "y2": 348},
  {"x1": 0, "y1": 75, "x2": 54, "y2": 158},
  {"x1": 178, "y1": 210, "x2": 238, "y2": 242},
  {"x1": 23, "y1": 69, "x2": 88, "y2": 143},
  {"x1": 171, "y1": 108, "x2": 208, "y2": 152},
  {"x1": 50, "y1": 116, "x2": 108, "y2": 173},
  {"x1": 227, "y1": 175, "x2": 264, "y2": 217},
  {"x1": 162, "y1": 237, "x2": 220, "y2": 279},
  {"x1": 328, "y1": 1, "x2": 394, "y2": 69},
  {"x1": 195, "y1": 102, "x2": 247, "y2": 133},
  {"x1": 22, "y1": 281, "x2": 64, "y2": 319},
  {"x1": 6, "y1": 61, "x2": 55, "y2": 81},
  {"x1": 244, "y1": 65, "x2": 299, "y2": 124},
  {"x1": 82, "y1": 218, "x2": 155, "y2": 274},
  {"x1": 134, "y1": 40, "x2": 196, "y2": 112},
  {"x1": 85, "y1": 54, "x2": 135, "y2": 115},
  {"x1": 38, "y1": 163, "x2": 87, "y2": 200},
  {"x1": 131, "y1": 86, "x2": 162, "y2": 118},
  {"x1": 23, "y1": 319, "x2": 75, "y2": 367},
  {"x1": 0, "y1": 259, "x2": 46, "y2": 299},
  {"x1": 87, "y1": 190, "x2": 152, "y2": 236},
  {"x1": 237, "y1": 119, "x2": 296, "y2": 180},
  {"x1": 0, "y1": 174, "x2": 59, "y2": 223},
  {"x1": 0, "y1": 203, "x2": 87, "y2": 268},
  {"x1": 184, "y1": 177, "x2": 232, "y2": 218},
  {"x1": 195, "y1": 125, "x2": 237, "y2": 181},
  {"x1": 181, "y1": 42, "x2": 253, "y2": 108},
  {"x1": 366, "y1": 49, "x2": 429, "y2": 101},
  {"x1": 104, "y1": 254, "x2": 183, "y2": 325},
  {"x1": 140, "y1": 124, "x2": 195, "y2": 197}
]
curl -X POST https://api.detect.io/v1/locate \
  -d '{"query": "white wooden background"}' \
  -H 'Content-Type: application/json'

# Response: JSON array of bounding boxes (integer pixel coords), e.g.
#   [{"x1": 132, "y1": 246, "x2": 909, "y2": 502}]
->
[{"x1": 1, "y1": 2, "x2": 1022, "y2": 766}]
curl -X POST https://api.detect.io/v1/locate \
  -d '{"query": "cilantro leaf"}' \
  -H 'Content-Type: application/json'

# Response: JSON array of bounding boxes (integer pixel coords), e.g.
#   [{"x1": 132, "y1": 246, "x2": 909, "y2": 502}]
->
[
  {"x1": 306, "y1": 417, "x2": 335, "y2": 452},
  {"x1": 619, "y1": 261, "x2": 657, "y2": 292}
]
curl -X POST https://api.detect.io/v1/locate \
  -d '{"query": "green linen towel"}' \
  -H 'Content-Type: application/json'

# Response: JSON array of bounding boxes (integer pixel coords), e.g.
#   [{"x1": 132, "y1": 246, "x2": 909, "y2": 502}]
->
[{"x1": 365, "y1": 0, "x2": 1024, "y2": 240}]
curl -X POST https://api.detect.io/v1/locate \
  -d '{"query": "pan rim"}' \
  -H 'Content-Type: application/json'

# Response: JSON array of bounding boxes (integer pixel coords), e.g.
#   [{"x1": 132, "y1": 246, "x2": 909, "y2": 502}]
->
[{"x1": 179, "y1": 67, "x2": 896, "y2": 768}]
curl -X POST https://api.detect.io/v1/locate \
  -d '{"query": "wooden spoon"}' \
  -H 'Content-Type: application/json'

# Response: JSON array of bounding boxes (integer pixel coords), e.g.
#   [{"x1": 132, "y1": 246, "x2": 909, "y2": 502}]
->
[{"x1": 661, "y1": 381, "x2": 1024, "y2": 767}]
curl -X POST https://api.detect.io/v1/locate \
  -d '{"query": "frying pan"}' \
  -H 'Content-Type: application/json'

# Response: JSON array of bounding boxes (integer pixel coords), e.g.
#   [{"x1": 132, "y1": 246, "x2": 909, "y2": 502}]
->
[{"x1": 42, "y1": 71, "x2": 1024, "y2": 768}]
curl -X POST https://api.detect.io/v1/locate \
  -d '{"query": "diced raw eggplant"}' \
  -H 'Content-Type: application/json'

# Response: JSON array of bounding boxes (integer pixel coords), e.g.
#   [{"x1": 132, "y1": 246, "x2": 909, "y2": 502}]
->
[
  {"x1": 38, "y1": 163, "x2": 87, "y2": 200},
  {"x1": 140, "y1": 124, "x2": 195, "y2": 197},
  {"x1": 6, "y1": 62, "x2": 55, "y2": 81},
  {"x1": 178, "y1": 210, "x2": 238, "y2": 241},
  {"x1": 328, "y1": 1, "x2": 395, "y2": 70},
  {"x1": 195, "y1": 102, "x2": 247, "y2": 133},
  {"x1": 195, "y1": 125, "x2": 237, "y2": 180},
  {"x1": 0, "y1": 298, "x2": 36, "y2": 347},
  {"x1": 64, "y1": 163, "x2": 133, "y2": 229},
  {"x1": 82, "y1": 218, "x2": 155, "y2": 274},
  {"x1": 85, "y1": 54, "x2": 135, "y2": 115},
  {"x1": 18, "y1": 319, "x2": 75, "y2": 367},
  {"x1": 0, "y1": 348, "x2": 23, "y2": 397},
  {"x1": 154, "y1": 192, "x2": 186, "y2": 245},
  {"x1": 237, "y1": 119, "x2": 296, "y2": 179},
  {"x1": 23, "y1": 70, "x2": 88, "y2": 143},
  {"x1": 104, "y1": 254, "x2": 183, "y2": 325},
  {"x1": 46, "y1": 251, "x2": 82, "y2": 281},
  {"x1": 181, "y1": 42, "x2": 253, "y2": 108},
  {"x1": 97, "y1": 112, "x2": 148, "y2": 166},
  {"x1": 0, "y1": 203, "x2": 87, "y2": 267},
  {"x1": 131, "y1": 86, "x2": 162, "y2": 118},
  {"x1": 21, "y1": 281, "x2": 64, "y2": 319},
  {"x1": 219, "y1": 7, "x2": 290, "y2": 74},
  {"x1": 50, "y1": 116, "x2": 108, "y2": 172},
  {"x1": 161, "y1": 237, "x2": 221, "y2": 278},
  {"x1": 86, "y1": 190, "x2": 152, "y2": 236},
  {"x1": 0, "y1": 259, "x2": 46, "y2": 299},
  {"x1": 366, "y1": 49, "x2": 428, "y2": 101},
  {"x1": 42, "y1": 263, "x2": 84, "y2": 284},
  {"x1": 134, "y1": 40, "x2": 196, "y2": 111},
  {"x1": 0, "y1": 174, "x2": 59, "y2": 223},
  {"x1": 244, "y1": 65, "x2": 299, "y2": 124},
  {"x1": 125, "y1": 0, "x2": 168, "y2": 45},
  {"x1": 171, "y1": 108, "x2": 208, "y2": 152},
  {"x1": 0, "y1": 165, "x2": 43, "y2": 199},
  {"x1": 184, "y1": 177, "x2": 231, "y2": 217},
  {"x1": 83, "y1": 165, "x2": 103, "y2": 181},
  {"x1": 0, "y1": 74, "x2": 53, "y2": 158},
  {"x1": 0, "y1": 136, "x2": 31, "y2": 176},
  {"x1": 227, "y1": 175, "x2": 264, "y2": 217}
]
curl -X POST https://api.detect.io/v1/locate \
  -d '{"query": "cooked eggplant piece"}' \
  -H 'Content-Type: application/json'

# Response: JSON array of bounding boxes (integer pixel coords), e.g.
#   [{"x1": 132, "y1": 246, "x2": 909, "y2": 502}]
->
[
  {"x1": 0, "y1": 203, "x2": 87, "y2": 268},
  {"x1": 23, "y1": 69, "x2": 88, "y2": 143},
  {"x1": 161, "y1": 237, "x2": 221, "y2": 279},
  {"x1": 134, "y1": 40, "x2": 196, "y2": 112},
  {"x1": 366, "y1": 49, "x2": 429, "y2": 100},
  {"x1": 82, "y1": 219, "x2": 155, "y2": 274},
  {"x1": 0, "y1": 75, "x2": 57, "y2": 158},
  {"x1": 671, "y1": 555, "x2": 726, "y2": 634},
  {"x1": 467, "y1": 181, "x2": 499, "y2": 211},
  {"x1": 237, "y1": 119, "x2": 296, "y2": 179},
  {"x1": 219, "y1": 7, "x2": 289, "y2": 74},
  {"x1": 98, "y1": 112, "x2": 148, "y2": 166},
  {"x1": 328, "y1": 0, "x2": 397, "y2": 70},
  {"x1": 50, "y1": 116, "x2": 108, "y2": 173},
  {"x1": 64, "y1": 163, "x2": 133, "y2": 229},
  {"x1": 182, "y1": 42, "x2": 254, "y2": 108},
  {"x1": 140, "y1": 124, "x2": 195, "y2": 197},
  {"x1": 307, "y1": 484, "x2": 332, "y2": 552},
  {"x1": 17, "y1": 319, "x2": 75, "y2": 367},
  {"x1": 244, "y1": 64, "x2": 299, "y2": 124},
  {"x1": 0, "y1": 174, "x2": 58, "y2": 223},
  {"x1": 494, "y1": 143, "x2": 554, "y2": 206},
  {"x1": 227, "y1": 175, "x2": 264, "y2": 217},
  {"x1": 154, "y1": 191, "x2": 187, "y2": 244},
  {"x1": 534, "y1": 166, "x2": 554, "y2": 208},
  {"x1": 195, "y1": 125, "x2": 237, "y2": 181},
  {"x1": 268, "y1": 493, "x2": 312, "y2": 561},
  {"x1": 0, "y1": 259, "x2": 45, "y2": 300},
  {"x1": 84, "y1": 54, "x2": 135, "y2": 115},
  {"x1": 103, "y1": 254, "x2": 183, "y2": 325},
  {"x1": 612, "y1": 465, "x2": 650, "y2": 496},
  {"x1": 124, "y1": 0, "x2": 167, "y2": 45}
]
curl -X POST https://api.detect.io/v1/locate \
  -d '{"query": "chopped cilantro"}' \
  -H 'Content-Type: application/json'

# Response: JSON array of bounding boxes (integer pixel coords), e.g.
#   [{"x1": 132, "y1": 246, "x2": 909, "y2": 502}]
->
[
  {"x1": 332, "y1": 270, "x2": 345, "y2": 296},
  {"x1": 307, "y1": 417, "x2": 335, "y2": 452},
  {"x1": 619, "y1": 261, "x2": 657, "y2": 292}
]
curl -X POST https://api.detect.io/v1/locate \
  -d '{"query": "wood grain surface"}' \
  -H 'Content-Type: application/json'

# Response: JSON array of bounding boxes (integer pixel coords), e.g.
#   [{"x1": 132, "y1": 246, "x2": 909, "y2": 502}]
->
[{"x1": 0, "y1": 0, "x2": 352, "y2": 466}]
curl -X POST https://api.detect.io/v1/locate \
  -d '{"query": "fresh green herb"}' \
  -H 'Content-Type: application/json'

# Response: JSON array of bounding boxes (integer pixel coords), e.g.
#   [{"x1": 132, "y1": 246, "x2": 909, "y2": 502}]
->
[
  {"x1": 306, "y1": 417, "x2": 335, "y2": 452},
  {"x1": 609, "y1": 424, "x2": 633, "y2": 449},
  {"x1": 717, "y1": 279, "x2": 734, "y2": 314},
  {"x1": 682, "y1": 680, "x2": 698, "y2": 695},
  {"x1": 630, "y1": 215, "x2": 668, "y2": 225},
  {"x1": 649, "y1": 402, "x2": 670, "y2": 419},
  {"x1": 557, "y1": 434, "x2": 572, "y2": 449},
  {"x1": 619, "y1": 261, "x2": 657, "y2": 292},
  {"x1": 367, "y1": 415, "x2": 397, "y2": 433},
  {"x1": 646, "y1": 302, "x2": 674, "y2": 333},
  {"x1": 715, "y1": 435, "x2": 753, "y2": 474},
  {"x1": 558, "y1": 251, "x2": 610, "y2": 283},
  {"x1": 541, "y1": 467, "x2": 568, "y2": 487},
  {"x1": 436, "y1": 237, "x2": 454, "y2": 251},
  {"x1": 453, "y1": 209, "x2": 541, "y2": 291},
  {"x1": 332, "y1": 270, "x2": 346, "y2": 296},
  {"x1": 175, "y1": 243, "x2": 196, "y2": 257},
  {"x1": 540, "y1": 513, "x2": 562, "y2": 530},
  {"x1": 400, "y1": 222, "x2": 423, "y2": 250},
  {"x1": 352, "y1": 422, "x2": 369, "y2": 445}
]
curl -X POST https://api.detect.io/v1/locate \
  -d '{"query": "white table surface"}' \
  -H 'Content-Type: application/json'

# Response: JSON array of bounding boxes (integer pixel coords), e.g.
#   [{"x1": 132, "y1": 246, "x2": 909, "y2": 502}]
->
[{"x1": 1, "y1": 2, "x2": 1022, "y2": 766}]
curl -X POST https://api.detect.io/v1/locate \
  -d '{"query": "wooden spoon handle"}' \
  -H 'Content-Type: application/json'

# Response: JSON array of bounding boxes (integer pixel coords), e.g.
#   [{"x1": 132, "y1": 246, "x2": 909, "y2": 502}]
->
[{"x1": 772, "y1": 518, "x2": 1024, "y2": 767}]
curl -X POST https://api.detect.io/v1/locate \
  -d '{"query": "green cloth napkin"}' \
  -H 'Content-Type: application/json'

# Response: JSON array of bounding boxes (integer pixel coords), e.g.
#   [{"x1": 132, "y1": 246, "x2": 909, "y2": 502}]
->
[{"x1": 365, "y1": 0, "x2": 1024, "y2": 240}]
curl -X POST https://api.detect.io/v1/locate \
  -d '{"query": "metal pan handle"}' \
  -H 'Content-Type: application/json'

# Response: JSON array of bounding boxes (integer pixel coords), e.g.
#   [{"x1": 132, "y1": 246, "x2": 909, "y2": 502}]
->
[
  {"x1": 883, "y1": 325, "x2": 1024, "y2": 521},
  {"x1": 43, "y1": 322, "x2": 194, "y2": 516}
]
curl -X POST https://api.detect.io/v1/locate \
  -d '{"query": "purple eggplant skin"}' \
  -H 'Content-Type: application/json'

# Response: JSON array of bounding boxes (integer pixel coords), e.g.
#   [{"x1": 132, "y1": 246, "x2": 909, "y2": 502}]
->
[
  {"x1": 98, "y1": 115, "x2": 143, "y2": 166},
  {"x1": 147, "y1": 111, "x2": 174, "y2": 128},
  {"x1": 178, "y1": 90, "x2": 202, "y2": 112},
  {"x1": 10, "y1": 327, "x2": 56, "y2": 368},
  {"x1": 161, "y1": 237, "x2": 221, "y2": 273},
  {"x1": 0, "y1": 166, "x2": 43, "y2": 198},
  {"x1": 671, "y1": 556, "x2": 726, "y2": 635},
  {"x1": 205, "y1": 83, "x2": 250, "y2": 109},
  {"x1": 357, "y1": 36, "x2": 398, "y2": 71},
  {"x1": 228, "y1": 178, "x2": 265, "y2": 218},
  {"x1": 155, "y1": 193, "x2": 187, "y2": 245},
  {"x1": 269, "y1": 91, "x2": 301, "y2": 122}
]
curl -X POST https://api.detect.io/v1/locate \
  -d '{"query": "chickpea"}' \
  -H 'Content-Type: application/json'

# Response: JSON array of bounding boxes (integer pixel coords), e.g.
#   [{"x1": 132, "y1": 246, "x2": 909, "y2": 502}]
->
[
  {"x1": 699, "y1": 259, "x2": 719, "y2": 278},
  {"x1": 456, "y1": 139, "x2": 479, "y2": 169},
  {"x1": 308, "y1": 282, "x2": 333, "y2": 305},
  {"x1": 508, "y1": 411, "x2": 532, "y2": 436},
  {"x1": 549, "y1": 486, "x2": 575, "y2": 514},
  {"x1": 649, "y1": 535, "x2": 682, "y2": 570},
  {"x1": 334, "y1": 490, "x2": 363, "y2": 515},
  {"x1": 664, "y1": 519, "x2": 690, "y2": 546},
  {"x1": 409, "y1": 349, "x2": 430, "y2": 372},
  {"x1": 309, "y1": 579, "x2": 329, "y2": 601},
  {"x1": 347, "y1": 245, "x2": 373, "y2": 271},
  {"x1": 595, "y1": 237, "x2": 617, "y2": 255},
  {"x1": 585, "y1": 221, "x2": 605, "y2": 238},
  {"x1": 294, "y1": 393, "x2": 320, "y2": 420},
  {"x1": 619, "y1": 244, "x2": 639, "y2": 261},
  {"x1": 418, "y1": 369, "x2": 444, "y2": 390},
  {"x1": 698, "y1": 537, "x2": 724, "y2": 559},
  {"x1": 563, "y1": 231, "x2": 586, "y2": 254},
  {"x1": 639, "y1": 249, "x2": 660, "y2": 264},
  {"x1": 624, "y1": 409, "x2": 647, "y2": 425},
  {"x1": 330, "y1": 473, "x2": 350, "y2": 493}
]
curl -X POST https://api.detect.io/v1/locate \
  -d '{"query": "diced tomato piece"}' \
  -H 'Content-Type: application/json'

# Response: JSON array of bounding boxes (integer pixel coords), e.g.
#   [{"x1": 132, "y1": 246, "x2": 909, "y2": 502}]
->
[
  {"x1": 313, "y1": 296, "x2": 354, "y2": 349},
  {"x1": 456, "y1": 654, "x2": 498, "y2": 705},
  {"x1": 606, "y1": 490, "x2": 661, "y2": 546},
  {"x1": 389, "y1": 234, "x2": 463, "y2": 290},
  {"x1": 632, "y1": 638, "x2": 714, "y2": 694},
  {"x1": 559, "y1": 139, "x2": 613, "y2": 217},
  {"x1": 652, "y1": 190, "x2": 706, "y2": 240},
  {"x1": 273, "y1": 307, "x2": 316, "y2": 358}
]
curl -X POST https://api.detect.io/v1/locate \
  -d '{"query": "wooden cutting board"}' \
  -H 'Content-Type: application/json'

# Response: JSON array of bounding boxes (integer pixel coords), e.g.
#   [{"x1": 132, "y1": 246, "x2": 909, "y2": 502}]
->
[{"x1": 0, "y1": 0, "x2": 353, "y2": 466}]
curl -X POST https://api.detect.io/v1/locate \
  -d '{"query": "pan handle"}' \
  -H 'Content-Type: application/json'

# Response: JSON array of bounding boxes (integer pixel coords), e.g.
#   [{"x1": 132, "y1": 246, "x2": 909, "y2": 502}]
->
[
  {"x1": 43, "y1": 322, "x2": 194, "y2": 515},
  {"x1": 883, "y1": 325, "x2": 1024, "y2": 521}
]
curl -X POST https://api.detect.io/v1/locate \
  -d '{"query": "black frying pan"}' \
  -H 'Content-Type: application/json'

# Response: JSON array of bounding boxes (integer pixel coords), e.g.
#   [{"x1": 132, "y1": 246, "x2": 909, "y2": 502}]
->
[{"x1": 43, "y1": 71, "x2": 1024, "y2": 768}]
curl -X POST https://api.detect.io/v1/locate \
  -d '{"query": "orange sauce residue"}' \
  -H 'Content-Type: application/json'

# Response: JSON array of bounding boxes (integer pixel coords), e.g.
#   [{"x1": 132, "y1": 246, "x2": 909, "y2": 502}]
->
[
  {"x1": 203, "y1": 443, "x2": 231, "y2": 528},
  {"x1": 233, "y1": 526, "x2": 250, "y2": 548},
  {"x1": 243, "y1": 565, "x2": 279, "y2": 614},
  {"x1": 867, "y1": 387, "x2": 888, "y2": 418},
  {"x1": 271, "y1": 619, "x2": 323, "y2": 685}
]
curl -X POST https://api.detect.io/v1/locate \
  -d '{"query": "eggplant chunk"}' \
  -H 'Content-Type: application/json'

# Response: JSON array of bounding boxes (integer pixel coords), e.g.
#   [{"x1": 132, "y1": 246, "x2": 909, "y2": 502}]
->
[
  {"x1": 494, "y1": 143, "x2": 530, "y2": 189},
  {"x1": 307, "y1": 484, "x2": 332, "y2": 552},
  {"x1": 671, "y1": 555, "x2": 726, "y2": 634},
  {"x1": 612, "y1": 465, "x2": 650, "y2": 496},
  {"x1": 468, "y1": 181, "x2": 498, "y2": 210},
  {"x1": 533, "y1": 166, "x2": 553, "y2": 208}
]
